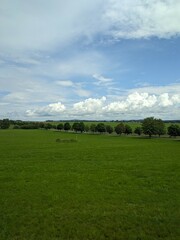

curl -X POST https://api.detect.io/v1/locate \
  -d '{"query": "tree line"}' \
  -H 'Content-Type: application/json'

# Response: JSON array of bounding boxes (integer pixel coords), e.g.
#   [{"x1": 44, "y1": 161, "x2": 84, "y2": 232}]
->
[{"x1": 0, "y1": 117, "x2": 180, "y2": 137}]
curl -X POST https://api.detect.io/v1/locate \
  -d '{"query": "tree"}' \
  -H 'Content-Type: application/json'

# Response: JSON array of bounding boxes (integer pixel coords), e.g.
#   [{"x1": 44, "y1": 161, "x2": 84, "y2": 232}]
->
[
  {"x1": 0, "y1": 119, "x2": 10, "y2": 129},
  {"x1": 44, "y1": 123, "x2": 53, "y2": 130},
  {"x1": 57, "y1": 123, "x2": 64, "y2": 130},
  {"x1": 64, "y1": 122, "x2": 71, "y2": 131},
  {"x1": 168, "y1": 124, "x2": 180, "y2": 137},
  {"x1": 96, "y1": 123, "x2": 106, "y2": 133},
  {"x1": 72, "y1": 122, "x2": 79, "y2": 132},
  {"x1": 72, "y1": 122, "x2": 85, "y2": 133},
  {"x1": 124, "y1": 124, "x2": 132, "y2": 135},
  {"x1": 155, "y1": 118, "x2": 166, "y2": 137},
  {"x1": 84, "y1": 124, "x2": 90, "y2": 132},
  {"x1": 142, "y1": 117, "x2": 166, "y2": 138},
  {"x1": 114, "y1": 123, "x2": 125, "y2": 135},
  {"x1": 106, "y1": 125, "x2": 113, "y2": 134},
  {"x1": 134, "y1": 127, "x2": 143, "y2": 136},
  {"x1": 142, "y1": 117, "x2": 157, "y2": 138},
  {"x1": 90, "y1": 124, "x2": 96, "y2": 133},
  {"x1": 78, "y1": 122, "x2": 85, "y2": 133}
]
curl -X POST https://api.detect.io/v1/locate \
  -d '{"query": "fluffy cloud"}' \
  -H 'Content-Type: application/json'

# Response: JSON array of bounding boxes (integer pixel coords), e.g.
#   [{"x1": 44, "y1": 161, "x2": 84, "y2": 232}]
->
[
  {"x1": 7, "y1": 88, "x2": 177, "y2": 120},
  {"x1": 72, "y1": 91, "x2": 180, "y2": 119},
  {"x1": 73, "y1": 96, "x2": 106, "y2": 115},
  {"x1": 103, "y1": 92, "x2": 180, "y2": 114},
  {"x1": 26, "y1": 102, "x2": 66, "y2": 117}
]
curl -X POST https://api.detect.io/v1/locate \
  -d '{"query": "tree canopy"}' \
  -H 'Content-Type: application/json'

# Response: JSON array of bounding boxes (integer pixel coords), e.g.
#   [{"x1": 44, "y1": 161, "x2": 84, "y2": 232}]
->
[{"x1": 114, "y1": 123, "x2": 125, "y2": 135}]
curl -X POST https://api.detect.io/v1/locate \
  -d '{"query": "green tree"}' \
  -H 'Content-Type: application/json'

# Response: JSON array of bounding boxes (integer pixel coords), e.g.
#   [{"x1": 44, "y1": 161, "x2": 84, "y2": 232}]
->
[
  {"x1": 106, "y1": 125, "x2": 113, "y2": 134},
  {"x1": 142, "y1": 117, "x2": 157, "y2": 138},
  {"x1": 96, "y1": 123, "x2": 106, "y2": 133},
  {"x1": 72, "y1": 122, "x2": 85, "y2": 133},
  {"x1": 79, "y1": 122, "x2": 85, "y2": 133},
  {"x1": 84, "y1": 124, "x2": 90, "y2": 132},
  {"x1": 0, "y1": 119, "x2": 10, "y2": 129},
  {"x1": 124, "y1": 124, "x2": 132, "y2": 135},
  {"x1": 114, "y1": 123, "x2": 125, "y2": 135},
  {"x1": 72, "y1": 122, "x2": 79, "y2": 132},
  {"x1": 64, "y1": 122, "x2": 71, "y2": 131},
  {"x1": 134, "y1": 127, "x2": 143, "y2": 136},
  {"x1": 57, "y1": 123, "x2": 64, "y2": 130},
  {"x1": 90, "y1": 124, "x2": 96, "y2": 133},
  {"x1": 155, "y1": 119, "x2": 166, "y2": 137},
  {"x1": 44, "y1": 123, "x2": 53, "y2": 130},
  {"x1": 168, "y1": 124, "x2": 180, "y2": 137}
]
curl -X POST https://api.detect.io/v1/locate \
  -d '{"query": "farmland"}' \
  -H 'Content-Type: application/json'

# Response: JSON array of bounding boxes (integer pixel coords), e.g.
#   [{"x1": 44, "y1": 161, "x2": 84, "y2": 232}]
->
[{"x1": 0, "y1": 129, "x2": 179, "y2": 240}]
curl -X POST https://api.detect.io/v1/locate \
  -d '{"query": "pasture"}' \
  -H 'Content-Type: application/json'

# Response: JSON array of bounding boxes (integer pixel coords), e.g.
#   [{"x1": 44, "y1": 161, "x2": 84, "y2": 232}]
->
[{"x1": 0, "y1": 130, "x2": 179, "y2": 240}]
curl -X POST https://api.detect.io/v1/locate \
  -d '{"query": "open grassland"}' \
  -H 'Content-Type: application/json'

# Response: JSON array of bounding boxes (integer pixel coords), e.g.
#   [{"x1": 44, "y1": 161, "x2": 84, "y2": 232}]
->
[{"x1": 0, "y1": 130, "x2": 179, "y2": 240}]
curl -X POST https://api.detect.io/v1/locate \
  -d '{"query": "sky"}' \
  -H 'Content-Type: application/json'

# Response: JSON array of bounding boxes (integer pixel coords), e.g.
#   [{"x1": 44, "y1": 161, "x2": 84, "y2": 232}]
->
[{"x1": 0, "y1": 0, "x2": 180, "y2": 120}]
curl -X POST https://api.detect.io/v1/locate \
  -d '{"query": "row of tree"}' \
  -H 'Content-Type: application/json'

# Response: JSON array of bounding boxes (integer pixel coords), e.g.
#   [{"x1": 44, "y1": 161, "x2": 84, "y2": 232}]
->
[
  {"x1": 55, "y1": 118, "x2": 180, "y2": 137},
  {"x1": 0, "y1": 117, "x2": 180, "y2": 137}
]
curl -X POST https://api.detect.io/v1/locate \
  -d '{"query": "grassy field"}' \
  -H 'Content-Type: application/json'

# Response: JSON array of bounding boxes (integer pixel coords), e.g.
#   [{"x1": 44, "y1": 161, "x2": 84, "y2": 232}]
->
[{"x1": 0, "y1": 130, "x2": 179, "y2": 240}]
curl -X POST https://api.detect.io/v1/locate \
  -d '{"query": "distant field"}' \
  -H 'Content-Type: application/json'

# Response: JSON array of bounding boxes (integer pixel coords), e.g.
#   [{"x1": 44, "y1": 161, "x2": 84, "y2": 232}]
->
[{"x1": 0, "y1": 130, "x2": 179, "y2": 239}]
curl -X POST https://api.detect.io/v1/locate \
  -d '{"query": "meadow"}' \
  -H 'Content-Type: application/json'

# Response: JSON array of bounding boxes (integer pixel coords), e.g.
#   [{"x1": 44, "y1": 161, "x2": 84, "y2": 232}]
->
[{"x1": 0, "y1": 130, "x2": 179, "y2": 240}]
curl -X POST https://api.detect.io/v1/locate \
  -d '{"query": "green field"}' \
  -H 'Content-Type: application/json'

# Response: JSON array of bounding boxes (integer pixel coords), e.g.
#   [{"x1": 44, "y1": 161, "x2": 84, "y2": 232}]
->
[{"x1": 0, "y1": 130, "x2": 179, "y2": 240}]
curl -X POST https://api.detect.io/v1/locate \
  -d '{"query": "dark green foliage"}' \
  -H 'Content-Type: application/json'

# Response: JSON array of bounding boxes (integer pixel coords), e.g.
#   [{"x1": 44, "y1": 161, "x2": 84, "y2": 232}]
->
[
  {"x1": 18, "y1": 122, "x2": 45, "y2": 129},
  {"x1": 38, "y1": 122, "x2": 45, "y2": 129},
  {"x1": 78, "y1": 122, "x2": 85, "y2": 133},
  {"x1": 124, "y1": 124, "x2": 132, "y2": 135},
  {"x1": 155, "y1": 118, "x2": 166, "y2": 137},
  {"x1": 90, "y1": 123, "x2": 96, "y2": 133},
  {"x1": 57, "y1": 123, "x2": 64, "y2": 130},
  {"x1": 0, "y1": 119, "x2": 10, "y2": 129},
  {"x1": 142, "y1": 117, "x2": 166, "y2": 138},
  {"x1": 168, "y1": 124, "x2": 180, "y2": 137},
  {"x1": 64, "y1": 122, "x2": 71, "y2": 131},
  {"x1": 72, "y1": 122, "x2": 79, "y2": 132},
  {"x1": 106, "y1": 125, "x2": 113, "y2": 134},
  {"x1": 84, "y1": 124, "x2": 90, "y2": 132},
  {"x1": 72, "y1": 122, "x2": 85, "y2": 133},
  {"x1": 114, "y1": 123, "x2": 125, "y2": 135},
  {"x1": 134, "y1": 126, "x2": 143, "y2": 136},
  {"x1": 95, "y1": 123, "x2": 106, "y2": 133},
  {"x1": 44, "y1": 123, "x2": 53, "y2": 130},
  {"x1": 13, "y1": 125, "x2": 21, "y2": 129},
  {"x1": 142, "y1": 117, "x2": 156, "y2": 137}
]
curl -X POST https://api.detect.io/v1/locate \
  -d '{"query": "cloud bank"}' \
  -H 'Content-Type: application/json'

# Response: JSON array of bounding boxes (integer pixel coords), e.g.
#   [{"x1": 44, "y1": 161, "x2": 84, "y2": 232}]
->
[
  {"x1": 25, "y1": 88, "x2": 180, "y2": 119},
  {"x1": 26, "y1": 102, "x2": 66, "y2": 117}
]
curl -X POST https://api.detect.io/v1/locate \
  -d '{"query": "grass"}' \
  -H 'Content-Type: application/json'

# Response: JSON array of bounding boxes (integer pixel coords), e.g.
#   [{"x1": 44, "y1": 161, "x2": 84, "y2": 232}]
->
[{"x1": 0, "y1": 130, "x2": 179, "y2": 240}]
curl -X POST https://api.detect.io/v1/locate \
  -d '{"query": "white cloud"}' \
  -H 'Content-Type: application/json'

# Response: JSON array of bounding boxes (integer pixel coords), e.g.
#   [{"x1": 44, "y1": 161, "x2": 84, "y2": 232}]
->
[
  {"x1": 71, "y1": 91, "x2": 180, "y2": 119},
  {"x1": 26, "y1": 102, "x2": 66, "y2": 117},
  {"x1": 0, "y1": 0, "x2": 105, "y2": 52},
  {"x1": 73, "y1": 96, "x2": 106, "y2": 115},
  {"x1": 1, "y1": 0, "x2": 179, "y2": 55},
  {"x1": 104, "y1": 0, "x2": 180, "y2": 39},
  {"x1": 92, "y1": 74, "x2": 113, "y2": 86}
]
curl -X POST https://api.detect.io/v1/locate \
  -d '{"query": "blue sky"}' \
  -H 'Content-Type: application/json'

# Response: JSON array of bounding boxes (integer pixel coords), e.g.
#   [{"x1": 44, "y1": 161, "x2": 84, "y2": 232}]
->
[{"x1": 0, "y1": 0, "x2": 180, "y2": 120}]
